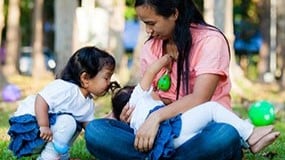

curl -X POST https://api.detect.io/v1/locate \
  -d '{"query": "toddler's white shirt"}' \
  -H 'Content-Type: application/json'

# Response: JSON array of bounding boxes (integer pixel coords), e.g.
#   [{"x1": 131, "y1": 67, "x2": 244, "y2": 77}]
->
[{"x1": 14, "y1": 79, "x2": 95, "y2": 122}]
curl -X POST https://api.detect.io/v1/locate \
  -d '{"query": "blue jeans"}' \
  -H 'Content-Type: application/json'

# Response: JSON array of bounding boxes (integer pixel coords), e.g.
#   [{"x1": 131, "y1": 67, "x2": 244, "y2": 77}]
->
[{"x1": 85, "y1": 119, "x2": 242, "y2": 160}]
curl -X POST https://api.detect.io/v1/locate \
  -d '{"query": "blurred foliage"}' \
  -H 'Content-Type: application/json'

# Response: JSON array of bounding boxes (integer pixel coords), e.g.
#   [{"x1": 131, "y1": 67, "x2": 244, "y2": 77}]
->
[
  {"x1": 234, "y1": 0, "x2": 259, "y2": 23},
  {"x1": 19, "y1": 0, "x2": 33, "y2": 46},
  {"x1": 1, "y1": 0, "x2": 261, "y2": 53},
  {"x1": 234, "y1": 0, "x2": 260, "y2": 40},
  {"x1": 125, "y1": 0, "x2": 136, "y2": 21},
  {"x1": 125, "y1": 5, "x2": 136, "y2": 20},
  {"x1": 2, "y1": 0, "x2": 54, "y2": 48}
]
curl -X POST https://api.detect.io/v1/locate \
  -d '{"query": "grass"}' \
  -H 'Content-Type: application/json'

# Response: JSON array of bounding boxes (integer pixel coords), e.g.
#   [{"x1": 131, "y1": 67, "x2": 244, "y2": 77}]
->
[
  {"x1": 233, "y1": 106, "x2": 285, "y2": 160},
  {"x1": 0, "y1": 74, "x2": 285, "y2": 159}
]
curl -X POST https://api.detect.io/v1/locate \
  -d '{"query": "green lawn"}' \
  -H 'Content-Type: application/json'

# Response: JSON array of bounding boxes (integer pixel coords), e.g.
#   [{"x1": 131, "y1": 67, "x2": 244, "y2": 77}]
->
[
  {"x1": 233, "y1": 106, "x2": 285, "y2": 160},
  {"x1": 0, "y1": 101, "x2": 284, "y2": 160},
  {"x1": 0, "y1": 75, "x2": 284, "y2": 159}
]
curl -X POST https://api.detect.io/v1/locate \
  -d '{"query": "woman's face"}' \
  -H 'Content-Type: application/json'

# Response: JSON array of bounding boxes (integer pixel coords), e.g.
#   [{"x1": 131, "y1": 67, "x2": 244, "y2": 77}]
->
[{"x1": 136, "y1": 5, "x2": 177, "y2": 40}]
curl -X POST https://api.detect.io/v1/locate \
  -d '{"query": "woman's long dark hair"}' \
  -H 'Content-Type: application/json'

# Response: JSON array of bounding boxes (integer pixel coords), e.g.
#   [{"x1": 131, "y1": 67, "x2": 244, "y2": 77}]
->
[{"x1": 135, "y1": 0, "x2": 230, "y2": 99}]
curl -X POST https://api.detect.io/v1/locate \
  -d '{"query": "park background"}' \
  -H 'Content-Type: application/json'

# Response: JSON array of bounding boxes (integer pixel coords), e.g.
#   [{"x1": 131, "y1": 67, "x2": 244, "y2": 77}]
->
[{"x1": 0, "y1": 0, "x2": 285, "y2": 159}]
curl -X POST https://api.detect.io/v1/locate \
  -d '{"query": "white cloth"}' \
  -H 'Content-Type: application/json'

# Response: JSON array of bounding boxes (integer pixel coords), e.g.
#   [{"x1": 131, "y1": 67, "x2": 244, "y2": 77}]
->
[
  {"x1": 129, "y1": 84, "x2": 163, "y2": 133},
  {"x1": 174, "y1": 101, "x2": 253, "y2": 148},
  {"x1": 14, "y1": 79, "x2": 95, "y2": 122},
  {"x1": 129, "y1": 84, "x2": 253, "y2": 148}
]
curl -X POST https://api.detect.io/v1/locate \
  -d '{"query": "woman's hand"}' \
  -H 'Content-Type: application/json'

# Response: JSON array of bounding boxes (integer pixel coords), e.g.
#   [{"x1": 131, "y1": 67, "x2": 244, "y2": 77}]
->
[
  {"x1": 39, "y1": 126, "x2": 53, "y2": 142},
  {"x1": 134, "y1": 112, "x2": 160, "y2": 152},
  {"x1": 120, "y1": 103, "x2": 134, "y2": 123}
]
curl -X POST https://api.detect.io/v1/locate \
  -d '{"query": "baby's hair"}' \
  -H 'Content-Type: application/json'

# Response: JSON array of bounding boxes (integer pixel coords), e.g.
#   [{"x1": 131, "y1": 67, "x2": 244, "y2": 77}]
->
[
  {"x1": 109, "y1": 81, "x2": 135, "y2": 120},
  {"x1": 57, "y1": 46, "x2": 115, "y2": 87}
]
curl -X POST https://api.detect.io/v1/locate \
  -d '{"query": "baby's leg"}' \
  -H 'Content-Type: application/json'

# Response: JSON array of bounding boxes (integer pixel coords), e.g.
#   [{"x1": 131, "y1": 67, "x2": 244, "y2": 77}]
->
[
  {"x1": 38, "y1": 114, "x2": 78, "y2": 160},
  {"x1": 174, "y1": 101, "x2": 253, "y2": 148}
]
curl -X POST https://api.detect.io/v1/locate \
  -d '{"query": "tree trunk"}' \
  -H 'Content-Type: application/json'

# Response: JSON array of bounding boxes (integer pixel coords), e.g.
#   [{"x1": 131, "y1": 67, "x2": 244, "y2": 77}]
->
[
  {"x1": 128, "y1": 21, "x2": 146, "y2": 85},
  {"x1": 109, "y1": 0, "x2": 125, "y2": 74},
  {"x1": 3, "y1": 0, "x2": 20, "y2": 76},
  {"x1": 97, "y1": 0, "x2": 125, "y2": 75},
  {"x1": 54, "y1": 0, "x2": 78, "y2": 74},
  {"x1": 77, "y1": 0, "x2": 108, "y2": 49},
  {"x1": 257, "y1": 0, "x2": 271, "y2": 81},
  {"x1": 0, "y1": 0, "x2": 4, "y2": 46},
  {"x1": 276, "y1": 0, "x2": 285, "y2": 88},
  {"x1": 0, "y1": 0, "x2": 6, "y2": 88},
  {"x1": 32, "y1": 0, "x2": 47, "y2": 78}
]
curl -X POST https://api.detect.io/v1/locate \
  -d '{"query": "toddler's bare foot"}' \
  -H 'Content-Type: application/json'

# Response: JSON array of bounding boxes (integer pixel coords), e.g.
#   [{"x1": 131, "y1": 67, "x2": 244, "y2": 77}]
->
[
  {"x1": 250, "y1": 131, "x2": 280, "y2": 153},
  {"x1": 247, "y1": 125, "x2": 274, "y2": 145}
]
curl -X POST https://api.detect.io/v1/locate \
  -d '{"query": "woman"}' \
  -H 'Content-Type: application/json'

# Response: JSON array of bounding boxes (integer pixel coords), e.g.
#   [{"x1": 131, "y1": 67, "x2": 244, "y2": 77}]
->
[{"x1": 86, "y1": 0, "x2": 244, "y2": 159}]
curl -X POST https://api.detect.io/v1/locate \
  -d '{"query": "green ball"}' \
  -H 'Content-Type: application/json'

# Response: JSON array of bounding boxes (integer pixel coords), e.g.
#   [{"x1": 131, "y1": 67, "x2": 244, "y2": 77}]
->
[
  {"x1": 248, "y1": 100, "x2": 275, "y2": 126},
  {"x1": 157, "y1": 74, "x2": 171, "y2": 92}
]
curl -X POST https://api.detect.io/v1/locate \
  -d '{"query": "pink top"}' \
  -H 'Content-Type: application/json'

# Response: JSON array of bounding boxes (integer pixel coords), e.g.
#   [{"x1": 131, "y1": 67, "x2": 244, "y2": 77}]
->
[{"x1": 140, "y1": 25, "x2": 232, "y2": 109}]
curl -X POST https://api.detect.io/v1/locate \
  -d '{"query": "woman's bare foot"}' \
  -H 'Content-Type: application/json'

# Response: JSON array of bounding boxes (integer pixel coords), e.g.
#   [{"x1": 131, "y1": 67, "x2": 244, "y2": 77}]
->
[
  {"x1": 250, "y1": 131, "x2": 280, "y2": 153},
  {"x1": 247, "y1": 125, "x2": 274, "y2": 145}
]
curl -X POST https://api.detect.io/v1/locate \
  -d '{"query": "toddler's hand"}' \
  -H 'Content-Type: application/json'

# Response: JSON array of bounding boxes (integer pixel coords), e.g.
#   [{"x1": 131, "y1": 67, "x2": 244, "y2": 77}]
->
[{"x1": 39, "y1": 126, "x2": 53, "y2": 142}]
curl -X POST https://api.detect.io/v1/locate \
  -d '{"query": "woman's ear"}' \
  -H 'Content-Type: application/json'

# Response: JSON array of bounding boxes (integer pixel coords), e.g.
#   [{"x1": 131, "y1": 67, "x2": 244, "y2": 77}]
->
[
  {"x1": 173, "y1": 8, "x2": 179, "y2": 20},
  {"x1": 80, "y1": 72, "x2": 89, "y2": 88}
]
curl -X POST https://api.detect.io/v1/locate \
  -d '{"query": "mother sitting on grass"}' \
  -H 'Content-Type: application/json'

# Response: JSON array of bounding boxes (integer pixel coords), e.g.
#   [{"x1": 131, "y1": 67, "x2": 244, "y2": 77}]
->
[{"x1": 85, "y1": 0, "x2": 279, "y2": 159}]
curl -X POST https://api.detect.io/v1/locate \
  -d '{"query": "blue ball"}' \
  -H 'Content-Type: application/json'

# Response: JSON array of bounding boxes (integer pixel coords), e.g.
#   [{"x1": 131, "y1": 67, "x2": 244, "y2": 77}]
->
[{"x1": 53, "y1": 141, "x2": 69, "y2": 154}]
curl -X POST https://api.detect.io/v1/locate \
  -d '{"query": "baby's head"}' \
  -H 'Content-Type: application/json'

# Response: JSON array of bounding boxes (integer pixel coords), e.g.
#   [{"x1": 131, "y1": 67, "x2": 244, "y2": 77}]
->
[{"x1": 109, "y1": 81, "x2": 134, "y2": 120}]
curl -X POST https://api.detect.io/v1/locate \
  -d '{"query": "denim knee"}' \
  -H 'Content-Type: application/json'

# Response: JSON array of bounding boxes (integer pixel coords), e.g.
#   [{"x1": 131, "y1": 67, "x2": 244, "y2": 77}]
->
[
  {"x1": 172, "y1": 122, "x2": 242, "y2": 160},
  {"x1": 205, "y1": 123, "x2": 242, "y2": 160}
]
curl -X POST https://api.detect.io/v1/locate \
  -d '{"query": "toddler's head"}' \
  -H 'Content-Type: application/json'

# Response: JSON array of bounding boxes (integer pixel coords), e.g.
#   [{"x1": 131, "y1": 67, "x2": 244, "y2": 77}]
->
[{"x1": 57, "y1": 46, "x2": 115, "y2": 97}]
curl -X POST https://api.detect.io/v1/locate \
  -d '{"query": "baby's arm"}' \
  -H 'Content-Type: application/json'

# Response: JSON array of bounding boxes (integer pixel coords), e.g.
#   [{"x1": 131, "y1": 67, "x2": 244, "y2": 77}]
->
[
  {"x1": 140, "y1": 54, "x2": 172, "y2": 90},
  {"x1": 35, "y1": 94, "x2": 53, "y2": 141}
]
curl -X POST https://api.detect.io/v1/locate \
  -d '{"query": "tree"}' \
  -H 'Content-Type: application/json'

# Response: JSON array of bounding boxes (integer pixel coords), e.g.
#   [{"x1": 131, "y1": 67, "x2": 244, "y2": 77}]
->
[
  {"x1": 54, "y1": 0, "x2": 78, "y2": 73},
  {"x1": 0, "y1": 0, "x2": 6, "y2": 88},
  {"x1": 0, "y1": 0, "x2": 4, "y2": 46},
  {"x1": 128, "y1": 21, "x2": 146, "y2": 85},
  {"x1": 276, "y1": 0, "x2": 285, "y2": 88},
  {"x1": 32, "y1": 0, "x2": 46, "y2": 78},
  {"x1": 3, "y1": 0, "x2": 20, "y2": 76},
  {"x1": 256, "y1": 0, "x2": 271, "y2": 81},
  {"x1": 96, "y1": 0, "x2": 125, "y2": 76}
]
